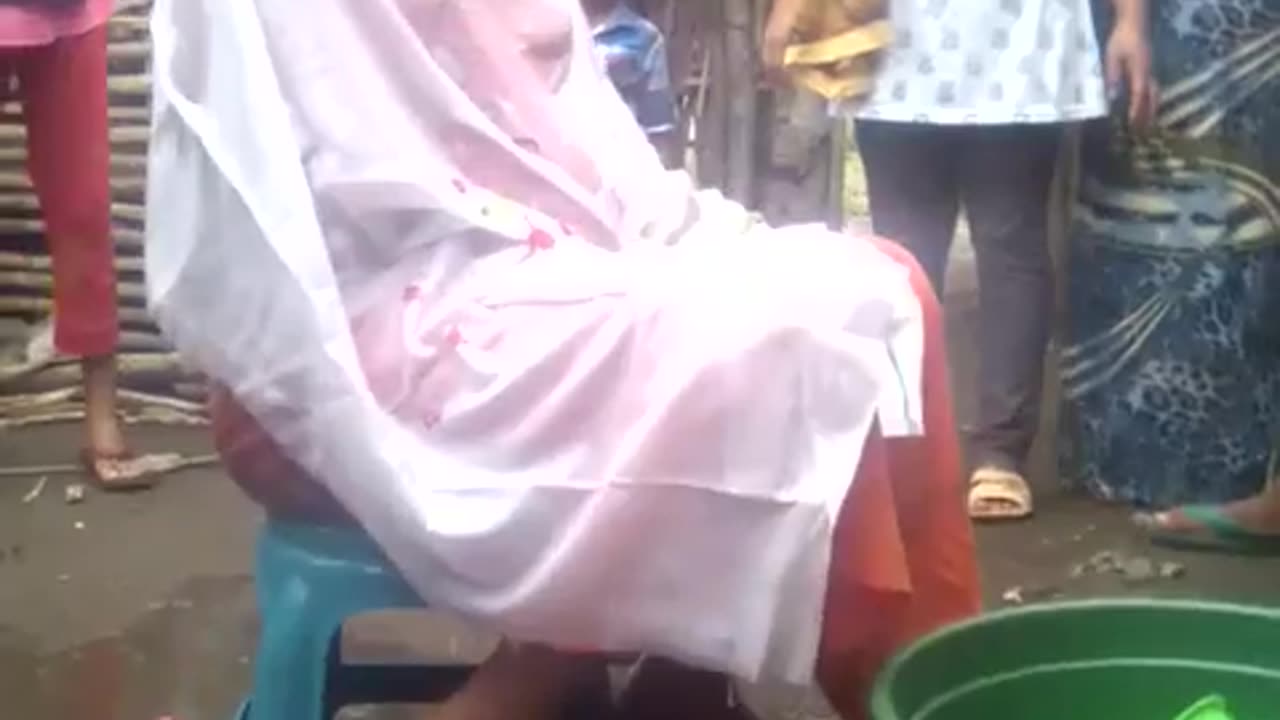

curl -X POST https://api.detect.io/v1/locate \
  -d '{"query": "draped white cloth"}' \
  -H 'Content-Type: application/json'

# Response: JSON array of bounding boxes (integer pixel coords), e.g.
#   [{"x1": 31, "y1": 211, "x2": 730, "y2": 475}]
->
[{"x1": 145, "y1": 0, "x2": 926, "y2": 683}]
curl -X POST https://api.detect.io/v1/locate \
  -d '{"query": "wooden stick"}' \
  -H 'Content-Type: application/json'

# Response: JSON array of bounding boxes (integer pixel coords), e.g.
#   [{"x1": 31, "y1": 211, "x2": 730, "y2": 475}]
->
[
  {"x1": 0, "y1": 251, "x2": 145, "y2": 273},
  {"x1": 108, "y1": 106, "x2": 151, "y2": 123},
  {"x1": 0, "y1": 177, "x2": 146, "y2": 194},
  {"x1": 108, "y1": 75, "x2": 151, "y2": 97},
  {"x1": 12, "y1": 331, "x2": 166, "y2": 354},
  {"x1": 0, "y1": 199, "x2": 148, "y2": 223},
  {"x1": 0, "y1": 453, "x2": 219, "y2": 480},
  {"x1": 118, "y1": 388, "x2": 206, "y2": 415},
  {"x1": 173, "y1": 382, "x2": 210, "y2": 402},
  {"x1": 723, "y1": 0, "x2": 757, "y2": 204},
  {"x1": 0, "y1": 404, "x2": 206, "y2": 428},
  {"x1": 0, "y1": 270, "x2": 148, "y2": 300},
  {"x1": 0, "y1": 352, "x2": 192, "y2": 391},
  {"x1": 0, "y1": 354, "x2": 48, "y2": 385},
  {"x1": 0, "y1": 462, "x2": 80, "y2": 477},
  {"x1": 0, "y1": 147, "x2": 148, "y2": 175},
  {"x1": 124, "y1": 407, "x2": 209, "y2": 426},
  {"x1": 0, "y1": 220, "x2": 144, "y2": 245},
  {"x1": 0, "y1": 297, "x2": 155, "y2": 326},
  {"x1": 0, "y1": 146, "x2": 149, "y2": 161},
  {"x1": 0, "y1": 123, "x2": 150, "y2": 145},
  {"x1": 0, "y1": 386, "x2": 78, "y2": 410},
  {"x1": 113, "y1": 0, "x2": 154, "y2": 16},
  {"x1": 107, "y1": 41, "x2": 150, "y2": 60},
  {"x1": 0, "y1": 103, "x2": 151, "y2": 124},
  {"x1": 0, "y1": 408, "x2": 82, "y2": 427}
]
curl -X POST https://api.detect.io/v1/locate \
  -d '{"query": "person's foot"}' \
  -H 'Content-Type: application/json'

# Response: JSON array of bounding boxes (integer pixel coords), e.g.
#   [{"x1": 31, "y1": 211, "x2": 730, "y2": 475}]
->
[
  {"x1": 617, "y1": 657, "x2": 760, "y2": 720},
  {"x1": 430, "y1": 643, "x2": 603, "y2": 720},
  {"x1": 81, "y1": 354, "x2": 163, "y2": 490},
  {"x1": 967, "y1": 466, "x2": 1033, "y2": 521},
  {"x1": 1135, "y1": 485, "x2": 1280, "y2": 539}
]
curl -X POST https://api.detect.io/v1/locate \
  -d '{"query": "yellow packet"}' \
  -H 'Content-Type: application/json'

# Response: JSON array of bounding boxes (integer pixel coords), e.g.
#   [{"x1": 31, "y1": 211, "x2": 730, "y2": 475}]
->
[{"x1": 782, "y1": 0, "x2": 892, "y2": 101}]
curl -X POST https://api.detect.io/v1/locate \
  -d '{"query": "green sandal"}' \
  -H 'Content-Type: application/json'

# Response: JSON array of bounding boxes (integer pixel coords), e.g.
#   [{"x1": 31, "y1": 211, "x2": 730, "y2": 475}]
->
[
  {"x1": 1173, "y1": 695, "x2": 1235, "y2": 720},
  {"x1": 1141, "y1": 505, "x2": 1280, "y2": 556}
]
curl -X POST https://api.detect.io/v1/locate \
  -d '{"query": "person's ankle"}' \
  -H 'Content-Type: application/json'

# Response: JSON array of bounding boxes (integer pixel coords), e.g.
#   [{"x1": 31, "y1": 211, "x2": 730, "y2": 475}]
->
[
  {"x1": 972, "y1": 462, "x2": 1023, "y2": 477},
  {"x1": 1257, "y1": 492, "x2": 1280, "y2": 526}
]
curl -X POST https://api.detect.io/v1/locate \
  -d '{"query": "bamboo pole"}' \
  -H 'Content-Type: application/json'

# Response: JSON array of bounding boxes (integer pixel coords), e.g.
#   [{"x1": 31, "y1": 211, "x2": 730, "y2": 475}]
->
[
  {"x1": 0, "y1": 252, "x2": 145, "y2": 274},
  {"x1": 0, "y1": 146, "x2": 148, "y2": 174},
  {"x1": 0, "y1": 195, "x2": 146, "y2": 223},
  {"x1": 0, "y1": 122, "x2": 149, "y2": 145},
  {"x1": 0, "y1": 270, "x2": 147, "y2": 301},
  {"x1": 696, "y1": 0, "x2": 729, "y2": 190},
  {"x1": 0, "y1": 353, "x2": 197, "y2": 396},
  {"x1": 0, "y1": 302, "x2": 155, "y2": 328},
  {"x1": 0, "y1": 453, "x2": 217, "y2": 479},
  {"x1": 0, "y1": 218, "x2": 143, "y2": 245},
  {"x1": 0, "y1": 173, "x2": 147, "y2": 194},
  {"x1": 723, "y1": 0, "x2": 758, "y2": 205}
]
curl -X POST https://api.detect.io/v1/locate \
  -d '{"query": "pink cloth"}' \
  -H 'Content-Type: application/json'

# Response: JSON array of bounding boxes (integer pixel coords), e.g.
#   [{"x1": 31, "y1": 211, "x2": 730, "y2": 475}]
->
[
  {"x1": 0, "y1": 0, "x2": 113, "y2": 47},
  {"x1": 148, "y1": 0, "x2": 932, "y2": 684}
]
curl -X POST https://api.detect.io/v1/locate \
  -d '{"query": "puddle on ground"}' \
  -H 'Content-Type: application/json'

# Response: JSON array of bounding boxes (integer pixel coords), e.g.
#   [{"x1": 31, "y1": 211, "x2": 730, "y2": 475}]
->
[
  {"x1": 0, "y1": 575, "x2": 256, "y2": 720},
  {"x1": 0, "y1": 573, "x2": 499, "y2": 720}
]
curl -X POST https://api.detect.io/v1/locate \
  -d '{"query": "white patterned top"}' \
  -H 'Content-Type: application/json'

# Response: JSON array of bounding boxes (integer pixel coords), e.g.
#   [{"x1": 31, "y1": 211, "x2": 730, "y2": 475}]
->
[{"x1": 855, "y1": 0, "x2": 1109, "y2": 124}]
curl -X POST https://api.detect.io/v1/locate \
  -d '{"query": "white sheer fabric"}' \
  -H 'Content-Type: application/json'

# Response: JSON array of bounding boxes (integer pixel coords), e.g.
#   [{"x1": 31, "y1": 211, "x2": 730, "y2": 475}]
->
[{"x1": 146, "y1": 0, "x2": 925, "y2": 683}]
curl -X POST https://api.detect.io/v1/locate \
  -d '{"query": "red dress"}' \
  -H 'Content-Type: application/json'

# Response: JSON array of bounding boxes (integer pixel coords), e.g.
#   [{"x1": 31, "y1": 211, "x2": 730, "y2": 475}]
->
[{"x1": 1, "y1": 0, "x2": 117, "y2": 356}]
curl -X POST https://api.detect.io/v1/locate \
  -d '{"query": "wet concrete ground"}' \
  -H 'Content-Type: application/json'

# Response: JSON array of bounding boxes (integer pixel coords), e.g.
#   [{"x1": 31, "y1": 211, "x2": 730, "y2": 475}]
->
[{"x1": 3, "y1": 253, "x2": 1280, "y2": 720}]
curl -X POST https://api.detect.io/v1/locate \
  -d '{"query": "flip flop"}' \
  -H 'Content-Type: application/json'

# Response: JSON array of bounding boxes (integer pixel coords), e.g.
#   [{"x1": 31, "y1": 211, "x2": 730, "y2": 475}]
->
[
  {"x1": 80, "y1": 448, "x2": 185, "y2": 492},
  {"x1": 1139, "y1": 505, "x2": 1280, "y2": 556},
  {"x1": 1173, "y1": 695, "x2": 1236, "y2": 720},
  {"x1": 968, "y1": 467, "x2": 1033, "y2": 521}
]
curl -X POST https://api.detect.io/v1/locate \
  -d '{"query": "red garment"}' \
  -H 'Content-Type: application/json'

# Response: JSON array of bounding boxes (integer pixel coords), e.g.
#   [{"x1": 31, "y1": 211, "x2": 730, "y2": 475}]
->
[
  {"x1": 0, "y1": 0, "x2": 113, "y2": 47},
  {"x1": 2, "y1": 24, "x2": 118, "y2": 357},
  {"x1": 815, "y1": 238, "x2": 981, "y2": 720},
  {"x1": 211, "y1": 238, "x2": 980, "y2": 718}
]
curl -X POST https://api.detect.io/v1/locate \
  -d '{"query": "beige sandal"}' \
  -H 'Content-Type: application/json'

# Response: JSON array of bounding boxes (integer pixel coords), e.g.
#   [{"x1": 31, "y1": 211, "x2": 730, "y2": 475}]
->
[{"x1": 967, "y1": 467, "x2": 1033, "y2": 521}]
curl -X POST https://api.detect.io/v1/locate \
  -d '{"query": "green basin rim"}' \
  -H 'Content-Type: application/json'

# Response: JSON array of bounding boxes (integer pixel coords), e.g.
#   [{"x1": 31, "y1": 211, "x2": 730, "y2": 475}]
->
[
  {"x1": 869, "y1": 599, "x2": 1280, "y2": 720},
  {"x1": 913, "y1": 658, "x2": 1280, "y2": 720}
]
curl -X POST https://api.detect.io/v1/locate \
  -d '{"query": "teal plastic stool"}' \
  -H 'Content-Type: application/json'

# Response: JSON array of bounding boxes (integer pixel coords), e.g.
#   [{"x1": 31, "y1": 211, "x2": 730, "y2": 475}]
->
[{"x1": 238, "y1": 519, "x2": 473, "y2": 720}]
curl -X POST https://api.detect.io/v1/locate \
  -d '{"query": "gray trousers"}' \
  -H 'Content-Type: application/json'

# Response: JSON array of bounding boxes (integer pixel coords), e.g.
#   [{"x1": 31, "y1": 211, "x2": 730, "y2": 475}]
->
[{"x1": 855, "y1": 120, "x2": 1062, "y2": 473}]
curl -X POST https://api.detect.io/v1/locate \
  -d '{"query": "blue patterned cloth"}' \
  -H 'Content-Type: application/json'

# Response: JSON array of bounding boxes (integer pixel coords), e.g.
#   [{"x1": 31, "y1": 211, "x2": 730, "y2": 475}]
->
[
  {"x1": 590, "y1": 3, "x2": 677, "y2": 136},
  {"x1": 1059, "y1": 0, "x2": 1280, "y2": 508}
]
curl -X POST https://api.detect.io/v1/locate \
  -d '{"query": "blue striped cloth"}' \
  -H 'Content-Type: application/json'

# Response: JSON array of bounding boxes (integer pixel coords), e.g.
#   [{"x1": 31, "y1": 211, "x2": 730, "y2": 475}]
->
[{"x1": 591, "y1": 4, "x2": 676, "y2": 136}]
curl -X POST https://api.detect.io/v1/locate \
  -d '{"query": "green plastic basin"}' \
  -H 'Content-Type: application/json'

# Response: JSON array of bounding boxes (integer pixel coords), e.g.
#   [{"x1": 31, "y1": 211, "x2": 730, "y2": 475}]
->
[{"x1": 870, "y1": 599, "x2": 1280, "y2": 720}]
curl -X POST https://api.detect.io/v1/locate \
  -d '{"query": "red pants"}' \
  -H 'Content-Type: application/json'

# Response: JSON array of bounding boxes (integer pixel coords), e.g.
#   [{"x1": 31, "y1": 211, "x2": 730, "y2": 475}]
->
[
  {"x1": 814, "y1": 238, "x2": 981, "y2": 720},
  {"x1": 210, "y1": 239, "x2": 981, "y2": 720},
  {"x1": 4, "y1": 25, "x2": 117, "y2": 357}
]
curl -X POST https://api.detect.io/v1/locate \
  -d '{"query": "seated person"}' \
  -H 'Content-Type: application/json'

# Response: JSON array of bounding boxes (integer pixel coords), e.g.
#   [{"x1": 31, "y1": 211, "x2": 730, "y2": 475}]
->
[
  {"x1": 582, "y1": 0, "x2": 680, "y2": 166},
  {"x1": 147, "y1": 0, "x2": 981, "y2": 718}
]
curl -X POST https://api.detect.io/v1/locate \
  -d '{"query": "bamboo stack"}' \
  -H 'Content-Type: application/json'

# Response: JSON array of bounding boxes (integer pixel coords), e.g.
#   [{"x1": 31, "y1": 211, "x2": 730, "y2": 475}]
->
[{"x1": 0, "y1": 0, "x2": 207, "y2": 424}]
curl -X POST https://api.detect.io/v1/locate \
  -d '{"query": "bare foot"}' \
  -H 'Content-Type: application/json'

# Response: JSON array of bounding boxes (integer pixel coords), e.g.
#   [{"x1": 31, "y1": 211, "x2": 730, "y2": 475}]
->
[
  {"x1": 81, "y1": 354, "x2": 159, "y2": 489},
  {"x1": 618, "y1": 657, "x2": 759, "y2": 720},
  {"x1": 430, "y1": 643, "x2": 602, "y2": 720}
]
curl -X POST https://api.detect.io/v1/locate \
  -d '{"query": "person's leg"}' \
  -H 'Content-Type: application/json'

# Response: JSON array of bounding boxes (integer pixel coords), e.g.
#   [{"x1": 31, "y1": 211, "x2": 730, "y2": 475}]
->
[
  {"x1": 816, "y1": 239, "x2": 981, "y2": 720},
  {"x1": 17, "y1": 27, "x2": 144, "y2": 487},
  {"x1": 854, "y1": 120, "x2": 960, "y2": 293},
  {"x1": 616, "y1": 656, "x2": 758, "y2": 720},
  {"x1": 956, "y1": 123, "x2": 1062, "y2": 518}
]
